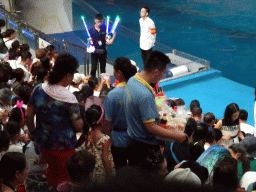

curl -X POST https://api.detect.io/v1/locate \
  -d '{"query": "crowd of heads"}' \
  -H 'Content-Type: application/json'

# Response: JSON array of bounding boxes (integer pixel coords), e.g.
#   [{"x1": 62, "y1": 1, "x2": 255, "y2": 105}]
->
[{"x1": 0, "y1": 19, "x2": 255, "y2": 192}]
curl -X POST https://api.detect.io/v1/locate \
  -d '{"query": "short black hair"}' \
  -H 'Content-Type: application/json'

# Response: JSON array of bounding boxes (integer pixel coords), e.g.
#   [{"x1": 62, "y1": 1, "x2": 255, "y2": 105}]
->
[
  {"x1": 114, "y1": 57, "x2": 137, "y2": 81},
  {"x1": 21, "y1": 51, "x2": 32, "y2": 61},
  {"x1": 46, "y1": 45, "x2": 55, "y2": 52},
  {"x1": 0, "y1": 130, "x2": 10, "y2": 152},
  {"x1": 48, "y1": 53, "x2": 78, "y2": 85},
  {"x1": 190, "y1": 100, "x2": 200, "y2": 111},
  {"x1": 142, "y1": 7, "x2": 150, "y2": 14},
  {"x1": 2, "y1": 29, "x2": 15, "y2": 38},
  {"x1": 0, "y1": 19, "x2": 5, "y2": 28},
  {"x1": 144, "y1": 51, "x2": 170, "y2": 72},
  {"x1": 88, "y1": 76, "x2": 99, "y2": 90},
  {"x1": 191, "y1": 107, "x2": 202, "y2": 117},
  {"x1": 4, "y1": 121, "x2": 21, "y2": 140},
  {"x1": 239, "y1": 109, "x2": 248, "y2": 121},
  {"x1": 203, "y1": 112, "x2": 215, "y2": 124},
  {"x1": 66, "y1": 150, "x2": 96, "y2": 183},
  {"x1": 95, "y1": 14, "x2": 104, "y2": 21}
]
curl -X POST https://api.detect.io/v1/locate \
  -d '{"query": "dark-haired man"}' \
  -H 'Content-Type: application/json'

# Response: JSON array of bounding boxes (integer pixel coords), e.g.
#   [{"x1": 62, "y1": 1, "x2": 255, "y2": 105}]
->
[
  {"x1": 239, "y1": 109, "x2": 255, "y2": 136},
  {"x1": 89, "y1": 14, "x2": 116, "y2": 77},
  {"x1": 124, "y1": 51, "x2": 187, "y2": 166},
  {"x1": 139, "y1": 7, "x2": 156, "y2": 65}
]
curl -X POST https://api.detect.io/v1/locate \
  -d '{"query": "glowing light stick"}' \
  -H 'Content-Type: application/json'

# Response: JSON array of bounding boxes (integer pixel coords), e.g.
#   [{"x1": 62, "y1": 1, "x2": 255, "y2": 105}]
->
[
  {"x1": 106, "y1": 16, "x2": 110, "y2": 34},
  {"x1": 81, "y1": 16, "x2": 91, "y2": 38},
  {"x1": 111, "y1": 16, "x2": 120, "y2": 34}
]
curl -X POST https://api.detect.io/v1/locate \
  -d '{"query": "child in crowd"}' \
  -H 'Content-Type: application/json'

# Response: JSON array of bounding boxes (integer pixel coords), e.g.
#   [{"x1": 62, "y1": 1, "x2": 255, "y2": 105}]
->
[
  {"x1": 204, "y1": 128, "x2": 223, "y2": 150},
  {"x1": 3, "y1": 121, "x2": 22, "y2": 153},
  {"x1": 0, "y1": 152, "x2": 28, "y2": 192},
  {"x1": 0, "y1": 130, "x2": 10, "y2": 159},
  {"x1": 85, "y1": 104, "x2": 114, "y2": 183},
  {"x1": 57, "y1": 150, "x2": 96, "y2": 192},
  {"x1": 88, "y1": 76, "x2": 110, "y2": 97}
]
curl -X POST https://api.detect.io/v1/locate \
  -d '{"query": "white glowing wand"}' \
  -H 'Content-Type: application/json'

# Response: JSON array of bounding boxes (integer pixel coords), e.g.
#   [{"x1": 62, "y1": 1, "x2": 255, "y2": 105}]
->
[
  {"x1": 81, "y1": 16, "x2": 95, "y2": 53},
  {"x1": 111, "y1": 15, "x2": 120, "y2": 34},
  {"x1": 81, "y1": 16, "x2": 91, "y2": 38},
  {"x1": 106, "y1": 16, "x2": 110, "y2": 34}
]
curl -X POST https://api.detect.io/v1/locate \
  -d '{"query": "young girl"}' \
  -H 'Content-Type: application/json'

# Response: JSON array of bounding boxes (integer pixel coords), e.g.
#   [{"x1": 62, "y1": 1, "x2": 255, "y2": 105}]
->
[
  {"x1": 215, "y1": 103, "x2": 244, "y2": 147},
  {"x1": 85, "y1": 104, "x2": 114, "y2": 183},
  {"x1": 204, "y1": 128, "x2": 223, "y2": 150},
  {"x1": 0, "y1": 152, "x2": 28, "y2": 192}
]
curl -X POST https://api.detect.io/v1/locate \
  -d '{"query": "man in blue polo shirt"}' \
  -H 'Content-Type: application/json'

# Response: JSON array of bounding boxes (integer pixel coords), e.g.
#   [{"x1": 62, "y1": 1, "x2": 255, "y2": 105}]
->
[
  {"x1": 124, "y1": 51, "x2": 187, "y2": 166},
  {"x1": 89, "y1": 14, "x2": 116, "y2": 77}
]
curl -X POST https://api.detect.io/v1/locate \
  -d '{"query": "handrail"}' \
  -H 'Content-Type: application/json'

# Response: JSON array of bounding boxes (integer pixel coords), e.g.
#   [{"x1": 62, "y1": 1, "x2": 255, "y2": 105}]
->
[
  {"x1": 62, "y1": 39, "x2": 86, "y2": 51},
  {"x1": 0, "y1": 5, "x2": 61, "y2": 50}
]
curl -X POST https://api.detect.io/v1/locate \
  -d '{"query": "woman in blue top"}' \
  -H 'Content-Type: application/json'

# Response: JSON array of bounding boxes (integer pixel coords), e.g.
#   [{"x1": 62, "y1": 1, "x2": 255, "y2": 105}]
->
[
  {"x1": 103, "y1": 57, "x2": 137, "y2": 171},
  {"x1": 26, "y1": 53, "x2": 83, "y2": 189}
]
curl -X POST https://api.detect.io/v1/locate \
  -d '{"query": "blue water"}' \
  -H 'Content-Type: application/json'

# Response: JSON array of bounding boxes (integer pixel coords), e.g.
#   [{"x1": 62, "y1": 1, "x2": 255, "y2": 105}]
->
[{"x1": 74, "y1": 0, "x2": 256, "y2": 88}]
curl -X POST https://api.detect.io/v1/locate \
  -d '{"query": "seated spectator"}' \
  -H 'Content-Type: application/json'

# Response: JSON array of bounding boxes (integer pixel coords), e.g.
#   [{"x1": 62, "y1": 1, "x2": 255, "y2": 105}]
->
[
  {"x1": 213, "y1": 156, "x2": 238, "y2": 191},
  {"x1": 239, "y1": 109, "x2": 255, "y2": 136},
  {"x1": 174, "y1": 160, "x2": 208, "y2": 186},
  {"x1": 191, "y1": 107, "x2": 203, "y2": 124},
  {"x1": 174, "y1": 98, "x2": 185, "y2": 106},
  {"x1": 203, "y1": 112, "x2": 216, "y2": 131},
  {"x1": 165, "y1": 168, "x2": 202, "y2": 187},
  {"x1": 88, "y1": 76, "x2": 107, "y2": 97},
  {"x1": 240, "y1": 171, "x2": 256, "y2": 192},
  {"x1": 3, "y1": 121, "x2": 22, "y2": 153},
  {"x1": 2, "y1": 29, "x2": 16, "y2": 50},
  {"x1": 190, "y1": 99, "x2": 200, "y2": 111},
  {"x1": 215, "y1": 103, "x2": 244, "y2": 148},
  {"x1": 166, "y1": 99, "x2": 176, "y2": 109},
  {"x1": 57, "y1": 150, "x2": 96, "y2": 192},
  {"x1": 16, "y1": 51, "x2": 32, "y2": 82},
  {"x1": 68, "y1": 73, "x2": 84, "y2": 93},
  {"x1": 228, "y1": 144, "x2": 250, "y2": 180},
  {"x1": 204, "y1": 128, "x2": 223, "y2": 150},
  {"x1": 0, "y1": 130, "x2": 10, "y2": 159},
  {"x1": 0, "y1": 152, "x2": 28, "y2": 192},
  {"x1": 196, "y1": 144, "x2": 231, "y2": 184},
  {"x1": 163, "y1": 119, "x2": 206, "y2": 172}
]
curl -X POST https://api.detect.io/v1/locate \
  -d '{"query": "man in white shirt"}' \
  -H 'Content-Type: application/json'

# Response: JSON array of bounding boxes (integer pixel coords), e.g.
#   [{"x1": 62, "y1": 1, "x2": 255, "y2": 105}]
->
[
  {"x1": 239, "y1": 109, "x2": 256, "y2": 136},
  {"x1": 139, "y1": 7, "x2": 156, "y2": 65}
]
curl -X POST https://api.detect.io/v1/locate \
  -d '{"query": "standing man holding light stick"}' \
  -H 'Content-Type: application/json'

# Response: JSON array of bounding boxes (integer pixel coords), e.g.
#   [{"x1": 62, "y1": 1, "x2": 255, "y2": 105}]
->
[
  {"x1": 89, "y1": 14, "x2": 116, "y2": 77},
  {"x1": 139, "y1": 7, "x2": 156, "y2": 66}
]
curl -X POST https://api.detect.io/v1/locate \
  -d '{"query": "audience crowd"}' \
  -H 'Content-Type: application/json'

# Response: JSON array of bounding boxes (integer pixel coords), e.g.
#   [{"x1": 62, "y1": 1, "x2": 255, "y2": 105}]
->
[{"x1": 0, "y1": 18, "x2": 256, "y2": 192}]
